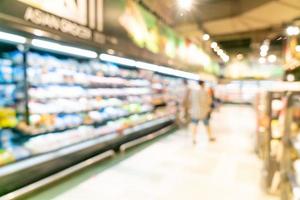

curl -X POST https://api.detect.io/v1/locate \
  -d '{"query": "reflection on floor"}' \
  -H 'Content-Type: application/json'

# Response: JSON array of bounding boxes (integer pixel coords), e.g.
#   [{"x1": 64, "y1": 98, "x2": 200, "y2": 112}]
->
[{"x1": 25, "y1": 105, "x2": 278, "y2": 200}]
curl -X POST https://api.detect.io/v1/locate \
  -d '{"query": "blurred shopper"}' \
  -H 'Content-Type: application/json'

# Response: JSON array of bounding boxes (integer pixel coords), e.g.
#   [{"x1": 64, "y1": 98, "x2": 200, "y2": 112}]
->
[
  {"x1": 208, "y1": 86, "x2": 220, "y2": 112},
  {"x1": 189, "y1": 80, "x2": 215, "y2": 143},
  {"x1": 177, "y1": 79, "x2": 190, "y2": 127}
]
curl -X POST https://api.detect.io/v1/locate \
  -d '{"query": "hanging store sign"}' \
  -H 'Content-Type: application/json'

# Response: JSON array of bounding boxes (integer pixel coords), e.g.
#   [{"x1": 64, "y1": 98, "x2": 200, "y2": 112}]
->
[
  {"x1": 18, "y1": 0, "x2": 88, "y2": 26},
  {"x1": 0, "y1": 0, "x2": 104, "y2": 40},
  {"x1": 24, "y1": 7, "x2": 92, "y2": 39}
]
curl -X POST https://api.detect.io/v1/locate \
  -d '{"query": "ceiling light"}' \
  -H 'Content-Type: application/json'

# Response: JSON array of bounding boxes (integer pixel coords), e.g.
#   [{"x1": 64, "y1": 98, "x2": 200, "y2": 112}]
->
[
  {"x1": 258, "y1": 57, "x2": 266, "y2": 64},
  {"x1": 0, "y1": 30, "x2": 27, "y2": 44},
  {"x1": 260, "y1": 51, "x2": 268, "y2": 57},
  {"x1": 286, "y1": 26, "x2": 300, "y2": 36},
  {"x1": 287, "y1": 74, "x2": 295, "y2": 82},
  {"x1": 260, "y1": 45, "x2": 269, "y2": 52},
  {"x1": 296, "y1": 45, "x2": 300, "y2": 52},
  {"x1": 100, "y1": 55, "x2": 200, "y2": 80},
  {"x1": 221, "y1": 54, "x2": 229, "y2": 62},
  {"x1": 217, "y1": 49, "x2": 223, "y2": 55},
  {"x1": 32, "y1": 39, "x2": 98, "y2": 58},
  {"x1": 177, "y1": 0, "x2": 193, "y2": 11},
  {"x1": 202, "y1": 34, "x2": 210, "y2": 41},
  {"x1": 211, "y1": 42, "x2": 218, "y2": 49},
  {"x1": 213, "y1": 46, "x2": 220, "y2": 52},
  {"x1": 136, "y1": 61, "x2": 199, "y2": 80},
  {"x1": 267, "y1": 54, "x2": 277, "y2": 63},
  {"x1": 222, "y1": 56, "x2": 230, "y2": 63},
  {"x1": 217, "y1": 52, "x2": 222, "y2": 56},
  {"x1": 99, "y1": 54, "x2": 136, "y2": 66}
]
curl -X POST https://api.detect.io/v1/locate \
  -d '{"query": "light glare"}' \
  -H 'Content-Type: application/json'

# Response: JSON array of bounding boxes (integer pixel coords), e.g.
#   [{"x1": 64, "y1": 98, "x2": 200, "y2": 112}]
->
[
  {"x1": 99, "y1": 54, "x2": 199, "y2": 80},
  {"x1": 0, "y1": 31, "x2": 26, "y2": 44},
  {"x1": 258, "y1": 57, "x2": 266, "y2": 64},
  {"x1": 286, "y1": 26, "x2": 300, "y2": 36},
  {"x1": 177, "y1": 0, "x2": 193, "y2": 11},
  {"x1": 211, "y1": 42, "x2": 218, "y2": 49},
  {"x1": 260, "y1": 51, "x2": 268, "y2": 57},
  {"x1": 32, "y1": 39, "x2": 98, "y2": 58},
  {"x1": 202, "y1": 34, "x2": 210, "y2": 41},
  {"x1": 99, "y1": 54, "x2": 136, "y2": 66},
  {"x1": 267, "y1": 54, "x2": 277, "y2": 63},
  {"x1": 287, "y1": 74, "x2": 295, "y2": 82},
  {"x1": 136, "y1": 61, "x2": 199, "y2": 80},
  {"x1": 260, "y1": 45, "x2": 269, "y2": 52}
]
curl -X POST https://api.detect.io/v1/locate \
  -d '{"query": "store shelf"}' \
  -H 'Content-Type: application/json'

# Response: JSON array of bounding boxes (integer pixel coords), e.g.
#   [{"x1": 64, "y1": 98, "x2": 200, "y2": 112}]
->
[
  {"x1": 0, "y1": 82, "x2": 17, "y2": 85},
  {"x1": 29, "y1": 83, "x2": 139, "y2": 89},
  {"x1": 0, "y1": 133, "x2": 118, "y2": 177},
  {"x1": 28, "y1": 102, "x2": 152, "y2": 115},
  {"x1": 0, "y1": 115, "x2": 175, "y2": 196},
  {"x1": 20, "y1": 110, "x2": 152, "y2": 136},
  {"x1": 29, "y1": 93, "x2": 153, "y2": 100},
  {"x1": 123, "y1": 116, "x2": 174, "y2": 135}
]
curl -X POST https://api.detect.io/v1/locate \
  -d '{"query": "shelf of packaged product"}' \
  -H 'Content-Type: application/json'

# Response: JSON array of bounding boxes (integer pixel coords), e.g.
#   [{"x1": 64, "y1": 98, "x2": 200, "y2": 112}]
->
[
  {"x1": 122, "y1": 116, "x2": 173, "y2": 135},
  {"x1": 28, "y1": 92, "x2": 154, "y2": 101},
  {"x1": 0, "y1": 82, "x2": 18, "y2": 85},
  {"x1": 19, "y1": 109, "x2": 153, "y2": 136},
  {"x1": 28, "y1": 100, "x2": 152, "y2": 115},
  {"x1": 27, "y1": 70, "x2": 142, "y2": 83},
  {"x1": 0, "y1": 115, "x2": 175, "y2": 196},
  {"x1": 104, "y1": 75, "x2": 141, "y2": 80},
  {"x1": 28, "y1": 95, "x2": 152, "y2": 101},
  {"x1": 29, "y1": 82, "x2": 149, "y2": 89}
]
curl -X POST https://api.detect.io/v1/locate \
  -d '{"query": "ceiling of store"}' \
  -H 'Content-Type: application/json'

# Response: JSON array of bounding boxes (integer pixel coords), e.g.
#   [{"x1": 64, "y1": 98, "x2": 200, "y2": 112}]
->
[{"x1": 140, "y1": 0, "x2": 300, "y2": 52}]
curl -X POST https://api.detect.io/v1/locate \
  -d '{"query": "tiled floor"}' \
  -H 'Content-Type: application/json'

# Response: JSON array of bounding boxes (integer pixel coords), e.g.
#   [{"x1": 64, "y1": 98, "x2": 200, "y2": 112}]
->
[{"x1": 26, "y1": 105, "x2": 278, "y2": 200}]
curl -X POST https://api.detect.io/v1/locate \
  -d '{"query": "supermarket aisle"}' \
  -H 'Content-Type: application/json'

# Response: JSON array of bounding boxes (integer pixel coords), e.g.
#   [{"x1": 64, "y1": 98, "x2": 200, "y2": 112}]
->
[{"x1": 25, "y1": 105, "x2": 277, "y2": 200}]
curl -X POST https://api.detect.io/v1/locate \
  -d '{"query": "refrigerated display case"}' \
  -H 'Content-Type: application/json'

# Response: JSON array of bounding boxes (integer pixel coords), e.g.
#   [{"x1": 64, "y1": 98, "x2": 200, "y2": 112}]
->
[{"x1": 0, "y1": 36, "x2": 190, "y2": 196}]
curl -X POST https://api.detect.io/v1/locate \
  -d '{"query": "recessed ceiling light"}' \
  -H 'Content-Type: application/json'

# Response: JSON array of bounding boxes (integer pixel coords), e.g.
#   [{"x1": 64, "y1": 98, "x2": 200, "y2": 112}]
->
[
  {"x1": 211, "y1": 42, "x2": 218, "y2": 49},
  {"x1": 287, "y1": 74, "x2": 295, "y2": 82},
  {"x1": 267, "y1": 54, "x2": 277, "y2": 63},
  {"x1": 260, "y1": 51, "x2": 268, "y2": 57},
  {"x1": 258, "y1": 57, "x2": 266, "y2": 64},
  {"x1": 202, "y1": 34, "x2": 210, "y2": 41},
  {"x1": 177, "y1": 0, "x2": 193, "y2": 11},
  {"x1": 0, "y1": 30, "x2": 27, "y2": 44},
  {"x1": 286, "y1": 26, "x2": 300, "y2": 36}
]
